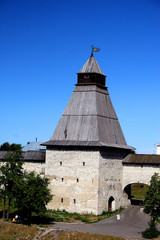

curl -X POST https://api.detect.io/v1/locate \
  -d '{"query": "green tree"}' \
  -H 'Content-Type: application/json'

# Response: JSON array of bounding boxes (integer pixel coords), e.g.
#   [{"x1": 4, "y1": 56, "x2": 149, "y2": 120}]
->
[
  {"x1": 142, "y1": 173, "x2": 160, "y2": 238},
  {"x1": 0, "y1": 142, "x2": 52, "y2": 223},
  {"x1": 0, "y1": 142, "x2": 22, "y2": 151},
  {"x1": 0, "y1": 151, "x2": 24, "y2": 219},
  {"x1": 14, "y1": 171, "x2": 52, "y2": 223}
]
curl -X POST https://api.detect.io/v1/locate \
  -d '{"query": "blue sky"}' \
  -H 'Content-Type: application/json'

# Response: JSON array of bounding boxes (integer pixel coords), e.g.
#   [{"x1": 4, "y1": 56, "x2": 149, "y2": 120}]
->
[{"x1": 0, "y1": 0, "x2": 159, "y2": 153}]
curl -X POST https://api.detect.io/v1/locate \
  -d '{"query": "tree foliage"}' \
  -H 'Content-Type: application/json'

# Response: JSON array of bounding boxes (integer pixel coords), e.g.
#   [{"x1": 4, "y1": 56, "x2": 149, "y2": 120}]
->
[
  {"x1": 143, "y1": 173, "x2": 160, "y2": 221},
  {"x1": 14, "y1": 171, "x2": 53, "y2": 222},
  {"x1": 0, "y1": 151, "x2": 24, "y2": 219},
  {"x1": 0, "y1": 142, "x2": 22, "y2": 151},
  {"x1": 0, "y1": 142, "x2": 53, "y2": 222},
  {"x1": 142, "y1": 173, "x2": 160, "y2": 238}
]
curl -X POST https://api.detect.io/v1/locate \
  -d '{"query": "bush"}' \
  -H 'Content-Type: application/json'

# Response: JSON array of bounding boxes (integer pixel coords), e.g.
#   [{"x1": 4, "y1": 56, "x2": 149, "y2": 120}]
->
[{"x1": 142, "y1": 226, "x2": 159, "y2": 239}]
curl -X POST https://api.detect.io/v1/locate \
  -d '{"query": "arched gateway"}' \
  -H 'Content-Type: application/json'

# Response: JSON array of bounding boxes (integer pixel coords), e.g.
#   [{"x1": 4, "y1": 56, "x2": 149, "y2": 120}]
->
[{"x1": 122, "y1": 154, "x2": 160, "y2": 189}]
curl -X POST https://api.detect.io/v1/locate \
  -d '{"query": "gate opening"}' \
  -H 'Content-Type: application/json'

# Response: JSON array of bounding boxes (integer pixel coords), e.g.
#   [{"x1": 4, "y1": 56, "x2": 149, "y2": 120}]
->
[
  {"x1": 108, "y1": 196, "x2": 115, "y2": 211},
  {"x1": 124, "y1": 183, "x2": 148, "y2": 205}
]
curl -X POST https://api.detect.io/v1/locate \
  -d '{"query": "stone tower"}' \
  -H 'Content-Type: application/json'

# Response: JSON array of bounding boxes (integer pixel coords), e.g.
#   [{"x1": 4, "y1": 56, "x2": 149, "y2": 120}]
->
[{"x1": 43, "y1": 54, "x2": 133, "y2": 214}]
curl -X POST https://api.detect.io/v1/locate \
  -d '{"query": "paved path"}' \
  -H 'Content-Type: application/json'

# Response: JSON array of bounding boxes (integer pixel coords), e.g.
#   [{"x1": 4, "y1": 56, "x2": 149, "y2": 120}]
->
[{"x1": 49, "y1": 205, "x2": 160, "y2": 238}]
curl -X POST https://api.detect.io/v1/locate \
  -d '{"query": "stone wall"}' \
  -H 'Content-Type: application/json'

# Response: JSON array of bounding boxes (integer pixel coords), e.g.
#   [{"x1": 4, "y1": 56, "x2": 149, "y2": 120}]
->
[
  {"x1": 123, "y1": 164, "x2": 160, "y2": 189},
  {"x1": 22, "y1": 150, "x2": 160, "y2": 215},
  {"x1": 45, "y1": 148, "x2": 100, "y2": 215},
  {"x1": 98, "y1": 150, "x2": 130, "y2": 214},
  {"x1": 24, "y1": 162, "x2": 45, "y2": 174}
]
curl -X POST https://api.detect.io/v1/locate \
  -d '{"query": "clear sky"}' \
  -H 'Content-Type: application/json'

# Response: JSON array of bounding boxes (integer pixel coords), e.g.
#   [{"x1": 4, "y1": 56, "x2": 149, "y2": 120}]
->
[{"x1": 0, "y1": 0, "x2": 159, "y2": 153}]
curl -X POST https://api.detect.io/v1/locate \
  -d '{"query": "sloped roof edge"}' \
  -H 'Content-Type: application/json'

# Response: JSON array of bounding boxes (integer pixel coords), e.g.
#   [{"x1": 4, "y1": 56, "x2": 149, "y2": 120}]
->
[{"x1": 42, "y1": 140, "x2": 134, "y2": 150}]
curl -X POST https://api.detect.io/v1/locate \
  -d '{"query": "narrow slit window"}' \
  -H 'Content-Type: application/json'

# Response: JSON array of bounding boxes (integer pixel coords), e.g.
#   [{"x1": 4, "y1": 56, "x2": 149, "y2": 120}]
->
[
  {"x1": 60, "y1": 162, "x2": 62, "y2": 165},
  {"x1": 74, "y1": 199, "x2": 76, "y2": 204},
  {"x1": 83, "y1": 162, "x2": 85, "y2": 166},
  {"x1": 61, "y1": 198, "x2": 63, "y2": 203},
  {"x1": 62, "y1": 178, "x2": 64, "y2": 182},
  {"x1": 77, "y1": 178, "x2": 79, "y2": 183}
]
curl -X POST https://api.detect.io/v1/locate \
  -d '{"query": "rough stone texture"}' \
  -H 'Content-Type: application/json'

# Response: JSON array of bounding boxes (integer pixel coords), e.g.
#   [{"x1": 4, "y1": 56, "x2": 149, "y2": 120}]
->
[
  {"x1": 45, "y1": 149, "x2": 100, "y2": 214},
  {"x1": 23, "y1": 162, "x2": 45, "y2": 174},
  {"x1": 45, "y1": 148, "x2": 130, "y2": 215},
  {"x1": 0, "y1": 161, "x2": 45, "y2": 175},
  {"x1": 98, "y1": 150, "x2": 130, "y2": 214}
]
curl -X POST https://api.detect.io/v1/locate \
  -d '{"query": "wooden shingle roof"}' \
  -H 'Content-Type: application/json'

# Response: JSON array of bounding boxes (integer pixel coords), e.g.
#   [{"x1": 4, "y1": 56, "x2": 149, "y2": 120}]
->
[
  {"x1": 79, "y1": 55, "x2": 104, "y2": 75},
  {"x1": 43, "y1": 85, "x2": 132, "y2": 150},
  {"x1": 43, "y1": 56, "x2": 133, "y2": 150},
  {"x1": 0, "y1": 151, "x2": 45, "y2": 162},
  {"x1": 123, "y1": 154, "x2": 160, "y2": 165}
]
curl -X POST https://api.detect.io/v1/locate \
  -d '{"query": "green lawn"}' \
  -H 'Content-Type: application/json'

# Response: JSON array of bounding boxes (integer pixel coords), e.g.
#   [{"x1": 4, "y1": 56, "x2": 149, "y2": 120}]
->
[{"x1": 131, "y1": 183, "x2": 148, "y2": 200}]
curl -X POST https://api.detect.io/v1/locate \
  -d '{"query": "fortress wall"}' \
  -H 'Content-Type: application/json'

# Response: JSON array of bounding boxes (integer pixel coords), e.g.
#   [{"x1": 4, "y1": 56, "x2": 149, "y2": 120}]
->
[
  {"x1": 24, "y1": 162, "x2": 45, "y2": 174},
  {"x1": 98, "y1": 151, "x2": 130, "y2": 214},
  {"x1": 45, "y1": 148, "x2": 100, "y2": 215},
  {"x1": 123, "y1": 164, "x2": 160, "y2": 188}
]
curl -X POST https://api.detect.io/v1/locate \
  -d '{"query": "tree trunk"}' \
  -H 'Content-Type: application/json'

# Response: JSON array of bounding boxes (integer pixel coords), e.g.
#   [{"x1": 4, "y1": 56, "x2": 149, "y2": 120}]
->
[
  {"x1": 7, "y1": 197, "x2": 11, "y2": 220},
  {"x1": 27, "y1": 211, "x2": 32, "y2": 225},
  {"x1": 3, "y1": 197, "x2": 6, "y2": 219}
]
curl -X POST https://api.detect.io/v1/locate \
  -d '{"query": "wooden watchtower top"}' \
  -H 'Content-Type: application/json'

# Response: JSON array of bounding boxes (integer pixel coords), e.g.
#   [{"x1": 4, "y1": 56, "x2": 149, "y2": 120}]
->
[
  {"x1": 77, "y1": 55, "x2": 106, "y2": 88},
  {"x1": 43, "y1": 55, "x2": 133, "y2": 151}
]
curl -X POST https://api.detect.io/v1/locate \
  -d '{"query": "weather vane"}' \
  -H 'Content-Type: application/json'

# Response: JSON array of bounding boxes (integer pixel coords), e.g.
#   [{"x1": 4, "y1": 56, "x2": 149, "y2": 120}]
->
[{"x1": 91, "y1": 45, "x2": 100, "y2": 56}]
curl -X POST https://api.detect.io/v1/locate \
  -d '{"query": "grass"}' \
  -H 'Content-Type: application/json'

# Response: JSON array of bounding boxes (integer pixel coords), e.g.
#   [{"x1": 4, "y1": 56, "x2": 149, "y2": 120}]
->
[
  {"x1": 0, "y1": 223, "x2": 127, "y2": 240},
  {"x1": 131, "y1": 183, "x2": 148, "y2": 200},
  {"x1": 43, "y1": 207, "x2": 124, "y2": 224},
  {"x1": 43, "y1": 231, "x2": 125, "y2": 240},
  {"x1": 0, "y1": 222, "x2": 38, "y2": 240}
]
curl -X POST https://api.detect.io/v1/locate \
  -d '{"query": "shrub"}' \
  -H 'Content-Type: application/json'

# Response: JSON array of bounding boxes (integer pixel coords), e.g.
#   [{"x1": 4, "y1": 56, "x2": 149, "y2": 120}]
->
[{"x1": 142, "y1": 226, "x2": 159, "y2": 239}]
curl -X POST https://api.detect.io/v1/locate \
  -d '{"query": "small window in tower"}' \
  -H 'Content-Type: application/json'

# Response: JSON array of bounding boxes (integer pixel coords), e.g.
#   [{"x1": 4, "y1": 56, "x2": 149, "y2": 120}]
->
[
  {"x1": 77, "y1": 178, "x2": 79, "y2": 183},
  {"x1": 62, "y1": 178, "x2": 64, "y2": 182},
  {"x1": 61, "y1": 198, "x2": 63, "y2": 203},
  {"x1": 60, "y1": 162, "x2": 62, "y2": 165},
  {"x1": 73, "y1": 199, "x2": 76, "y2": 204},
  {"x1": 84, "y1": 75, "x2": 89, "y2": 79},
  {"x1": 83, "y1": 162, "x2": 85, "y2": 166}
]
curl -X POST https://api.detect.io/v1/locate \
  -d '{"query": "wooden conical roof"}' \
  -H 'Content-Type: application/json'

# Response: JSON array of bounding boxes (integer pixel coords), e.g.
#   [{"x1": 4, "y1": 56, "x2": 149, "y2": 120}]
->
[
  {"x1": 79, "y1": 55, "x2": 104, "y2": 75},
  {"x1": 43, "y1": 56, "x2": 133, "y2": 150}
]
